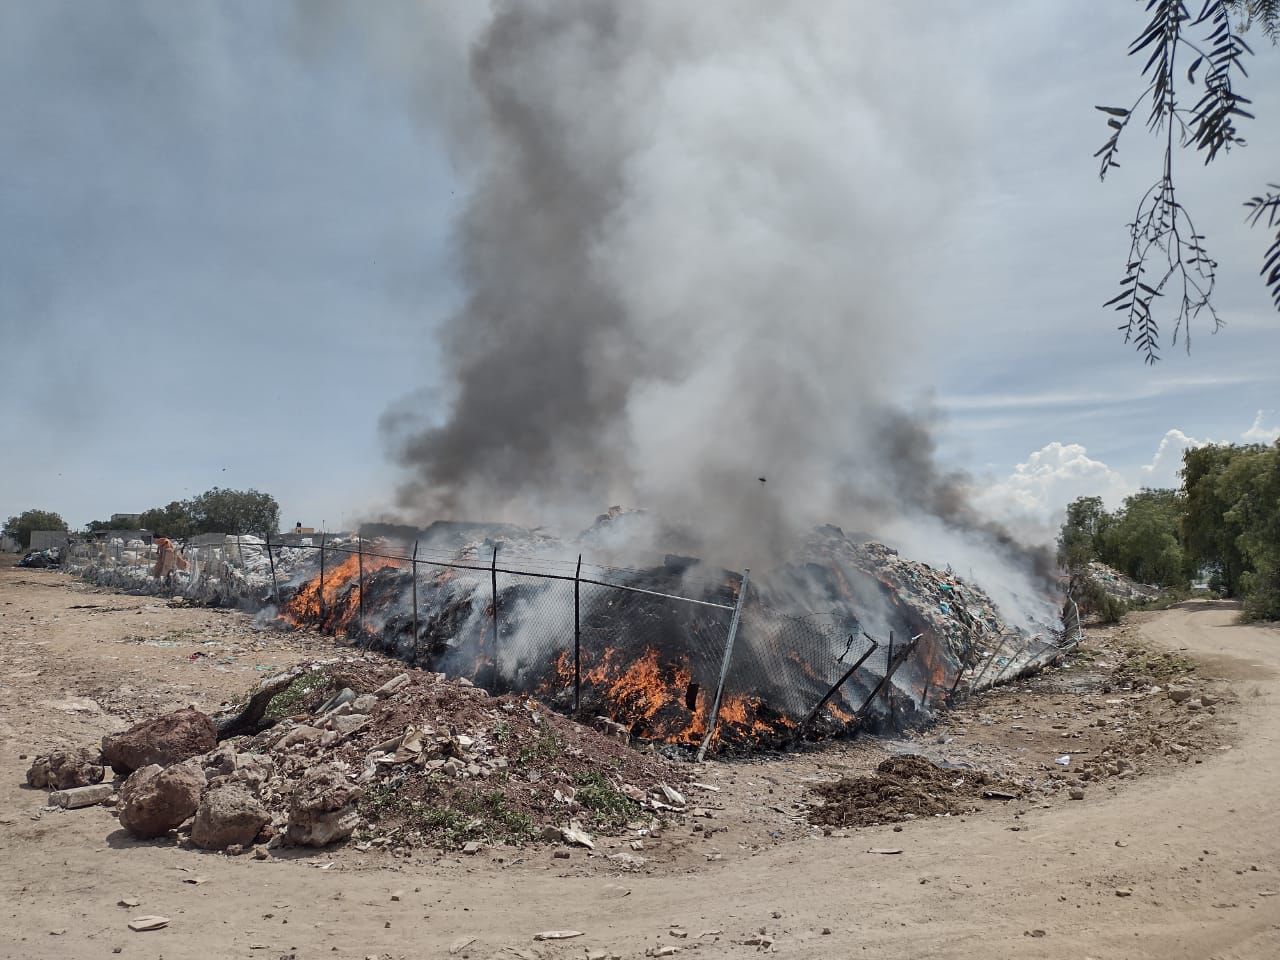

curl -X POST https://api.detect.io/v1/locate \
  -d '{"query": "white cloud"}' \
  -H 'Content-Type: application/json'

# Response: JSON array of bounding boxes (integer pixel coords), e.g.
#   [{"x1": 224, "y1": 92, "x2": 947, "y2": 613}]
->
[
  {"x1": 972, "y1": 441, "x2": 1129, "y2": 543},
  {"x1": 1242, "y1": 410, "x2": 1280, "y2": 444},
  {"x1": 974, "y1": 421, "x2": 1236, "y2": 544},
  {"x1": 1138, "y1": 428, "x2": 1209, "y2": 489}
]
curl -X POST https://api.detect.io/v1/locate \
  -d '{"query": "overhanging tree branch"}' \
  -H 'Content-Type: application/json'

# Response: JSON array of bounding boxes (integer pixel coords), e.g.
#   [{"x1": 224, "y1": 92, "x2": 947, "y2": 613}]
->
[{"x1": 1096, "y1": 0, "x2": 1275, "y2": 362}]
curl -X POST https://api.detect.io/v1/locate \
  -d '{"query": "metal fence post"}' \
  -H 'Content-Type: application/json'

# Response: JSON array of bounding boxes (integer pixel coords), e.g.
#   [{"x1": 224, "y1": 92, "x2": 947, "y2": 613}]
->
[
  {"x1": 411, "y1": 539, "x2": 420, "y2": 664},
  {"x1": 490, "y1": 543, "x2": 500, "y2": 693},
  {"x1": 358, "y1": 536, "x2": 365, "y2": 637},
  {"x1": 318, "y1": 532, "x2": 327, "y2": 622},
  {"x1": 881, "y1": 632, "x2": 894, "y2": 716},
  {"x1": 265, "y1": 533, "x2": 279, "y2": 606},
  {"x1": 696, "y1": 569, "x2": 750, "y2": 762},
  {"x1": 574, "y1": 553, "x2": 582, "y2": 714}
]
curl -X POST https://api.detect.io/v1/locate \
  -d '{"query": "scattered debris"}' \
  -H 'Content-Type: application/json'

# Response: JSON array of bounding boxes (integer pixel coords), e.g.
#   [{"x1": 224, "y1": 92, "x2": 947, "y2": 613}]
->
[{"x1": 127, "y1": 916, "x2": 170, "y2": 932}]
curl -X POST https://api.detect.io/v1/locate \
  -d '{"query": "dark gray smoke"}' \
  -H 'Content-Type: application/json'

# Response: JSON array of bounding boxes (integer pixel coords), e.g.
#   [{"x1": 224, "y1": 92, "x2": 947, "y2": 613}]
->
[{"x1": 375, "y1": 1, "x2": 1057, "y2": 628}]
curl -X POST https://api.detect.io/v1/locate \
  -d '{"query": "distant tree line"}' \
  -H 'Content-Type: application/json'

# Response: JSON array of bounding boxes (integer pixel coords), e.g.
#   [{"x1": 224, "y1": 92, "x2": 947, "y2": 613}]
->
[
  {"x1": 85, "y1": 488, "x2": 280, "y2": 542},
  {"x1": 1059, "y1": 440, "x2": 1280, "y2": 621},
  {"x1": 2, "y1": 509, "x2": 69, "y2": 550}
]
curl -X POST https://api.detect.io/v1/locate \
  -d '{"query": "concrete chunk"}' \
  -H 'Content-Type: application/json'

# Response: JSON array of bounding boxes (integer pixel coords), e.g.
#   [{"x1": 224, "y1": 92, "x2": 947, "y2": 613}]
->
[
  {"x1": 373, "y1": 673, "x2": 410, "y2": 698},
  {"x1": 49, "y1": 783, "x2": 115, "y2": 809}
]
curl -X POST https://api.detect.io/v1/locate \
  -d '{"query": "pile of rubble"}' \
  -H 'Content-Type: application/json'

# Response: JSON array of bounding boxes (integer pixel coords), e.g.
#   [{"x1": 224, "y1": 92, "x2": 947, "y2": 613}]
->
[{"x1": 25, "y1": 661, "x2": 690, "y2": 857}]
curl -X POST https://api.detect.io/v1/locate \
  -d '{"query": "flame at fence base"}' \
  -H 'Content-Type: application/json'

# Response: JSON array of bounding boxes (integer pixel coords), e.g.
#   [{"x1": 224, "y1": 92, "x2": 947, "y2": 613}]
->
[{"x1": 544, "y1": 647, "x2": 799, "y2": 747}]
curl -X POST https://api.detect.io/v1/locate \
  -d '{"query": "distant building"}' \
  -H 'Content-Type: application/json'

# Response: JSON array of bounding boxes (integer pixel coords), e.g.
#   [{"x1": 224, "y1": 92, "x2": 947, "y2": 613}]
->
[
  {"x1": 110, "y1": 513, "x2": 143, "y2": 527},
  {"x1": 29, "y1": 530, "x2": 73, "y2": 551}
]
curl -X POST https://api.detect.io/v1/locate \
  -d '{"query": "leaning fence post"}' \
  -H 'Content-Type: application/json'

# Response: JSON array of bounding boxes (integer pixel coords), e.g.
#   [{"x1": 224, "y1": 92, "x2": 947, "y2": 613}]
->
[
  {"x1": 970, "y1": 633, "x2": 1011, "y2": 694},
  {"x1": 696, "y1": 568, "x2": 750, "y2": 762},
  {"x1": 411, "y1": 539, "x2": 420, "y2": 665},
  {"x1": 490, "y1": 543, "x2": 500, "y2": 693},
  {"x1": 318, "y1": 533, "x2": 327, "y2": 622},
  {"x1": 358, "y1": 536, "x2": 365, "y2": 638},
  {"x1": 574, "y1": 553, "x2": 582, "y2": 714},
  {"x1": 265, "y1": 533, "x2": 279, "y2": 606},
  {"x1": 854, "y1": 633, "x2": 921, "y2": 724},
  {"x1": 792, "y1": 635, "x2": 878, "y2": 743}
]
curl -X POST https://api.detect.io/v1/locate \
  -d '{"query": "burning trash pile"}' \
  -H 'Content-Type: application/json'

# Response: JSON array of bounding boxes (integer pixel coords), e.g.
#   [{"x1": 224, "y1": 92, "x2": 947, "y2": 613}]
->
[
  {"x1": 60, "y1": 516, "x2": 1066, "y2": 754},
  {"x1": 27, "y1": 659, "x2": 689, "y2": 856},
  {"x1": 269, "y1": 524, "x2": 1064, "y2": 752}
]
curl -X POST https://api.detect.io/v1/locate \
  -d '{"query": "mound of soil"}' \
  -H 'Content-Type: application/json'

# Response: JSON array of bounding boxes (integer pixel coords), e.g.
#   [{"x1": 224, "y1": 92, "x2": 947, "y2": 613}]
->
[
  {"x1": 227, "y1": 658, "x2": 685, "y2": 851},
  {"x1": 808, "y1": 754, "x2": 1019, "y2": 828}
]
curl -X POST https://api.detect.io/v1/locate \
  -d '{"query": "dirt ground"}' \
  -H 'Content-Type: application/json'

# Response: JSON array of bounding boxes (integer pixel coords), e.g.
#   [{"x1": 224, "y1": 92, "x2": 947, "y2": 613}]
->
[{"x1": 3, "y1": 557, "x2": 1279, "y2": 959}]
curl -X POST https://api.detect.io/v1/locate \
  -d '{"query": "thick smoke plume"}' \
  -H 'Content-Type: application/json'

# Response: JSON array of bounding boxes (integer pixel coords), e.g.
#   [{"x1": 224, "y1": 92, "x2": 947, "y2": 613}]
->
[{"x1": 377, "y1": 1, "x2": 1054, "y2": 622}]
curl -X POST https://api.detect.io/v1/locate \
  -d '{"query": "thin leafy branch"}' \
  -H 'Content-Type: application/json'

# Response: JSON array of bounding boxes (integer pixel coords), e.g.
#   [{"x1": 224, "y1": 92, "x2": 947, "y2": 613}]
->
[
  {"x1": 1224, "y1": 0, "x2": 1280, "y2": 40},
  {"x1": 1245, "y1": 185, "x2": 1280, "y2": 307},
  {"x1": 1096, "y1": 0, "x2": 1276, "y2": 362}
]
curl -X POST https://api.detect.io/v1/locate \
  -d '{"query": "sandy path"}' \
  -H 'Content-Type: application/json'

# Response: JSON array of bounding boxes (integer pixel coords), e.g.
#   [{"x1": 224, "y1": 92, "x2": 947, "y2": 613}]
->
[{"x1": 2, "y1": 564, "x2": 1278, "y2": 959}]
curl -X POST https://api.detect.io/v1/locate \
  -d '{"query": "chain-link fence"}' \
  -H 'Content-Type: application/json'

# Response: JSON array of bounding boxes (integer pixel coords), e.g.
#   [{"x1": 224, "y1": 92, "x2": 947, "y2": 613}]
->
[{"x1": 61, "y1": 532, "x2": 1070, "y2": 756}]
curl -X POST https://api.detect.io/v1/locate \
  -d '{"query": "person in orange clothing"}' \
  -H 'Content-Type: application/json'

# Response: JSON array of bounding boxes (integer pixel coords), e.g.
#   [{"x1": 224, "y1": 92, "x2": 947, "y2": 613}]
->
[{"x1": 151, "y1": 535, "x2": 189, "y2": 578}]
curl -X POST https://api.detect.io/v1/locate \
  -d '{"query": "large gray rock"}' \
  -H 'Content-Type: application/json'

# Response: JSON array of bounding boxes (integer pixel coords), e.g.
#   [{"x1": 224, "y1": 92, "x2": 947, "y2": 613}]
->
[
  {"x1": 191, "y1": 785, "x2": 270, "y2": 850},
  {"x1": 287, "y1": 764, "x2": 362, "y2": 847},
  {"x1": 118, "y1": 763, "x2": 204, "y2": 838},
  {"x1": 26, "y1": 748, "x2": 105, "y2": 790},
  {"x1": 102, "y1": 708, "x2": 218, "y2": 775}
]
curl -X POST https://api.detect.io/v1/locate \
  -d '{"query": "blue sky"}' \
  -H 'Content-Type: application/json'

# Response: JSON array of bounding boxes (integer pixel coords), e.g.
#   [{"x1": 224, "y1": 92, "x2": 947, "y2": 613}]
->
[{"x1": 1, "y1": 2, "x2": 1276, "y2": 540}]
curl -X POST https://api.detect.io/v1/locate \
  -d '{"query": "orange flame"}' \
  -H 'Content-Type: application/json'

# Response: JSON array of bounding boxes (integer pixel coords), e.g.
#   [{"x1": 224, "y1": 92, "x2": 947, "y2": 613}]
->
[{"x1": 282, "y1": 550, "x2": 405, "y2": 633}]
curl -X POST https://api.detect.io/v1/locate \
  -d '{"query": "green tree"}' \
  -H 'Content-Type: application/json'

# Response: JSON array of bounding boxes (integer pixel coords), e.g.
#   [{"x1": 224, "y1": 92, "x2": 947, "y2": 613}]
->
[
  {"x1": 1057, "y1": 495, "x2": 1111, "y2": 570},
  {"x1": 1218, "y1": 441, "x2": 1280, "y2": 619},
  {"x1": 3, "y1": 509, "x2": 69, "y2": 549},
  {"x1": 1103, "y1": 489, "x2": 1190, "y2": 588},
  {"x1": 185, "y1": 488, "x2": 280, "y2": 540},
  {"x1": 138, "y1": 501, "x2": 197, "y2": 539},
  {"x1": 1181, "y1": 443, "x2": 1256, "y2": 595}
]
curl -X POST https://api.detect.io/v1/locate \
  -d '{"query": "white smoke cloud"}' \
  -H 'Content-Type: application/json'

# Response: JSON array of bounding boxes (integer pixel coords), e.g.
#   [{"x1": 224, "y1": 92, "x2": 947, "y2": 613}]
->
[{"x1": 378, "y1": 1, "x2": 1015, "y2": 572}]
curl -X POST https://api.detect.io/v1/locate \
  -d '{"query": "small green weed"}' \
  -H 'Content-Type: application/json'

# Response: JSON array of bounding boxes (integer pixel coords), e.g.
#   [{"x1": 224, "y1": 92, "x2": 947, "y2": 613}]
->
[
  {"x1": 516, "y1": 725, "x2": 561, "y2": 765},
  {"x1": 265, "y1": 670, "x2": 334, "y2": 720},
  {"x1": 574, "y1": 771, "x2": 639, "y2": 830}
]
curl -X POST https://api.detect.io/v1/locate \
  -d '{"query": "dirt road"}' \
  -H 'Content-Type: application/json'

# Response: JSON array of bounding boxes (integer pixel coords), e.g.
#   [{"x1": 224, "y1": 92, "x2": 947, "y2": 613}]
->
[{"x1": 2, "y1": 563, "x2": 1278, "y2": 959}]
